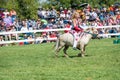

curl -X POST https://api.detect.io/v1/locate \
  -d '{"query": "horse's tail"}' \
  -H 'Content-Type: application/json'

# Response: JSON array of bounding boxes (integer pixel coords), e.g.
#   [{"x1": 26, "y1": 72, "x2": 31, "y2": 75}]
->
[{"x1": 55, "y1": 38, "x2": 60, "y2": 51}]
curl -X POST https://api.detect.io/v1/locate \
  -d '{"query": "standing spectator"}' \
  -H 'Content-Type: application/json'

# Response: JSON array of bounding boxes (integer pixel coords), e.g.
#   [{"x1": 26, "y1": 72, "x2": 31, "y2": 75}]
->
[
  {"x1": 64, "y1": 8, "x2": 68, "y2": 17},
  {"x1": 3, "y1": 9, "x2": 9, "y2": 18},
  {"x1": 3, "y1": 14, "x2": 12, "y2": 28},
  {"x1": 37, "y1": 8, "x2": 44, "y2": 19},
  {"x1": 50, "y1": 7, "x2": 57, "y2": 18},
  {"x1": 59, "y1": 7, "x2": 63, "y2": 13},
  {"x1": 10, "y1": 9, "x2": 17, "y2": 23},
  {"x1": 0, "y1": 10, "x2": 4, "y2": 20},
  {"x1": 109, "y1": 5, "x2": 115, "y2": 16}
]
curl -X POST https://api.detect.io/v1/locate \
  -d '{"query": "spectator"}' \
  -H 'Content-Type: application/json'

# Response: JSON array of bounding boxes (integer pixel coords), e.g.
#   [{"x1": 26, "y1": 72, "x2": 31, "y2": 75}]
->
[
  {"x1": 37, "y1": 8, "x2": 44, "y2": 19},
  {"x1": 3, "y1": 14, "x2": 12, "y2": 28},
  {"x1": 10, "y1": 9, "x2": 17, "y2": 23},
  {"x1": 3, "y1": 9, "x2": 9, "y2": 18},
  {"x1": 13, "y1": 19, "x2": 21, "y2": 31},
  {"x1": 41, "y1": 19, "x2": 48, "y2": 29},
  {"x1": 109, "y1": 5, "x2": 115, "y2": 16},
  {"x1": 64, "y1": 21, "x2": 72, "y2": 33},
  {"x1": 0, "y1": 10, "x2": 4, "y2": 20},
  {"x1": 36, "y1": 19, "x2": 41, "y2": 29},
  {"x1": 0, "y1": 35, "x2": 5, "y2": 47},
  {"x1": 60, "y1": 11, "x2": 66, "y2": 19},
  {"x1": 27, "y1": 35, "x2": 34, "y2": 44},
  {"x1": 116, "y1": 12, "x2": 120, "y2": 25},
  {"x1": 21, "y1": 20, "x2": 28, "y2": 31}
]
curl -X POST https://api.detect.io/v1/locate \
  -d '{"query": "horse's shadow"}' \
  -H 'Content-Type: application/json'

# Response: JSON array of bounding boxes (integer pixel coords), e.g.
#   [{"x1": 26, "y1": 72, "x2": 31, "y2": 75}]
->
[{"x1": 61, "y1": 54, "x2": 90, "y2": 58}]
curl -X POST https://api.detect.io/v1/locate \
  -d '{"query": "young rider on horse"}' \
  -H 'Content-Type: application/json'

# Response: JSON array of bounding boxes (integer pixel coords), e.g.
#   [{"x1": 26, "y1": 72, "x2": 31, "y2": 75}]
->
[{"x1": 72, "y1": 11, "x2": 83, "y2": 49}]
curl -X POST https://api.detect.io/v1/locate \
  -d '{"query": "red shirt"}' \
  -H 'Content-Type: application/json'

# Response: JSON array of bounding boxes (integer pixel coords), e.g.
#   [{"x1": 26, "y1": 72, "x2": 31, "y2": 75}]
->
[
  {"x1": 64, "y1": 24, "x2": 71, "y2": 33},
  {"x1": 42, "y1": 27, "x2": 49, "y2": 35},
  {"x1": 116, "y1": 14, "x2": 120, "y2": 19}
]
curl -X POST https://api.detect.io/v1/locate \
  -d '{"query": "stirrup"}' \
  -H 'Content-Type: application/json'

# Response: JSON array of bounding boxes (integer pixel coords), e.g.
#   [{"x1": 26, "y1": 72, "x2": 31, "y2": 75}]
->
[{"x1": 73, "y1": 47, "x2": 77, "y2": 50}]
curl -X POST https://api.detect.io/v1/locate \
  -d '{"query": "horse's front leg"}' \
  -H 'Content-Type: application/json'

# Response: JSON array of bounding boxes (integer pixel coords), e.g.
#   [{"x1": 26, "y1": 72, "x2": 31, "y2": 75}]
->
[
  {"x1": 78, "y1": 45, "x2": 85, "y2": 57},
  {"x1": 63, "y1": 45, "x2": 69, "y2": 58},
  {"x1": 81, "y1": 47, "x2": 85, "y2": 57}
]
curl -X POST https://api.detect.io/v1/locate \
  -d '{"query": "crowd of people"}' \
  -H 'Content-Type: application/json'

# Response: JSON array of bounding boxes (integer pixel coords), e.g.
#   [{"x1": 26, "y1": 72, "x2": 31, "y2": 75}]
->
[{"x1": 0, "y1": 4, "x2": 120, "y2": 46}]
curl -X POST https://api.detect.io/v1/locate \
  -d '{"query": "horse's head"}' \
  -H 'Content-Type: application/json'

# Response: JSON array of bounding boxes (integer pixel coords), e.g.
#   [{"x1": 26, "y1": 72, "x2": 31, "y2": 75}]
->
[{"x1": 85, "y1": 27, "x2": 99, "y2": 39}]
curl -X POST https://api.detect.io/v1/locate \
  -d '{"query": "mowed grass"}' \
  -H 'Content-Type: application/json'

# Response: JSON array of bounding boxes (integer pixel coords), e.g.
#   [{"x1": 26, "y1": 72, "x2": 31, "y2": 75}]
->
[{"x1": 0, "y1": 38, "x2": 120, "y2": 80}]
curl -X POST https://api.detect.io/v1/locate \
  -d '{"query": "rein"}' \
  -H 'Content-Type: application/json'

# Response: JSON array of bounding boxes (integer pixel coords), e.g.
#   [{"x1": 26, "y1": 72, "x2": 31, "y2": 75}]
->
[{"x1": 84, "y1": 31, "x2": 98, "y2": 39}]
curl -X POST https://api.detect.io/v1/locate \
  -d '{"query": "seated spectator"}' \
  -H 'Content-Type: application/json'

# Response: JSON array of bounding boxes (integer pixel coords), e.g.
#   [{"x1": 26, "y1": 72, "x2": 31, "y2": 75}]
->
[
  {"x1": 41, "y1": 19, "x2": 48, "y2": 29},
  {"x1": 36, "y1": 19, "x2": 41, "y2": 29},
  {"x1": 20, "y1": 20, "x2": 30, "y2": 37},
  {"x1": 21, "y1": 20, "x2": 28, "y2": 31},
  {"x1": 64, "y1": 21, "x2": 71, "y2": 33},
  {"x1": 13, "y1": 19, "x2": 21, "y2": 31},
  {"x1": 41, "y1": 26, "x2": 49, "y2": 38},
  {"x1": 27, "y1": 35, "x2": 34, "y2": 44},
  {"x1": 31, "y1": 19, "x2": 36, "y2": 30},
  {"x1": 48, "y1": 31, "x2": 57, "y2": 42},
  {"x1": 108, "y1": 16, "x2": 116, "y2": 25},
  {"x1": 116, "y1": 12, "x2": 120, "y2": 25},
  {"x1": 0, "y1": 35, "x2": 5, "y2": 47},
  {"x1": 35, "y1": 35, "x2": 44, "y2": 44},
  {"x1": 9, "y1": 25, "x2": 18, "y2": 40}
]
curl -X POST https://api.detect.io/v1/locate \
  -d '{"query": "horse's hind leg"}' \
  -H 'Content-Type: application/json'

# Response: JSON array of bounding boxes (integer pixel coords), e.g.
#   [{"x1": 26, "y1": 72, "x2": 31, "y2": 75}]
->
[
  {"x1": 63, "y1": 45, "x2": 69, "y2": 58},
  {"x1": 55, "y1": 45, "x2": 64, "y2": 57}
]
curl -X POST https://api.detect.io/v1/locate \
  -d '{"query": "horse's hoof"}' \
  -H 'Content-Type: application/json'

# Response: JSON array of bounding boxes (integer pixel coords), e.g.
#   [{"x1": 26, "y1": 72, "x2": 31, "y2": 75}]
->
[
  {"x1": 64, "y1": 54, "x2": 69, "y2": 58},
  {"x1": 78, "y1": 54, "x2": 81, "y2": 57},
  {"x1": 81, "y1": 54, "x2": 85, "y2": 57}
]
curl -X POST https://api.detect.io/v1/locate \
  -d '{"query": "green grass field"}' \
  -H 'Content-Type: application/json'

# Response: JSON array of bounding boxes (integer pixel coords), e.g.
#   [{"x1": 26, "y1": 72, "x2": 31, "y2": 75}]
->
[{"x1": 0, "y1": 38, "x2": 120, "y2": 80}]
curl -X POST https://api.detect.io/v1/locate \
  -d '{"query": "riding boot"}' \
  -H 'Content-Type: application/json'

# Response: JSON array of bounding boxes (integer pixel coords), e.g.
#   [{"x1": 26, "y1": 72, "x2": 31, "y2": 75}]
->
[
  {"x1": 73, "y1": 32, "x2": 78, "y2": 50},
  {"x1": 73, "y1": 39, "x2": 77, "y2": 50}
]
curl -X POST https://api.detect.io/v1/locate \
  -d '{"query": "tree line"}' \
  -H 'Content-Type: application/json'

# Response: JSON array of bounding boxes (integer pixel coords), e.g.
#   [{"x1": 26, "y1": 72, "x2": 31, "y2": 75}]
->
[{"x1": 0, "y1": 0, "x2": 119, "y2": 19}]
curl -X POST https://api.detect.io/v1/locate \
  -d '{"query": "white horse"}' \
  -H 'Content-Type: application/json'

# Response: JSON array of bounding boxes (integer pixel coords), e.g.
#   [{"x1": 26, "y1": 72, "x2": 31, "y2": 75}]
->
[{"x1": 55, "y1": 28, "x2": 99, "y2": 57}]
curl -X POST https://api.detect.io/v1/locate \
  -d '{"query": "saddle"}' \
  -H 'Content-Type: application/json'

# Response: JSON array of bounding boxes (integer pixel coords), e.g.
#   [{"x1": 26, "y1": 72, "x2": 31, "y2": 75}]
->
[{"x1": 69, "y1": 30, "x2": 86, "y2": 39}]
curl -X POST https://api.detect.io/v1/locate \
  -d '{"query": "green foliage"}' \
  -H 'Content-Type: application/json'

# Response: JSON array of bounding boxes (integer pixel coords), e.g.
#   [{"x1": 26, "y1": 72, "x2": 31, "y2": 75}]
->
[
  {"x1": 0, "y1": 38, "x2": 120, "y2": 80},
  {"x1": 17, "y1": 0, "x2": 39, "y2": 19},
  {"x1": 47, "y1": 0, "x2": 119, "y2": 9},
  {"x1": 0, "y1": 0, "x2": 119, "y2": 19},
  {"x1": 0, "y1": 0, "x2": 7, "y2": 8},
  {"x1": 0, "y1": 0, "x2": 39, "y2": 19}
]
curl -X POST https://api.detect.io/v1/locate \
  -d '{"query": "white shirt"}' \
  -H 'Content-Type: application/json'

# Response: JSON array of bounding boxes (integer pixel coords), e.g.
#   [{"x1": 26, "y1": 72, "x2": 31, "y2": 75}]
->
[
  {"x1": 60, "y1": 13, "x2": 65, "y2": 18},
  {"x1": 3, "y1": 11, "x2": 9, "y2": 18},
  {"x1": 21, "y1": 27, "x2": 28, "y2": 31}
]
